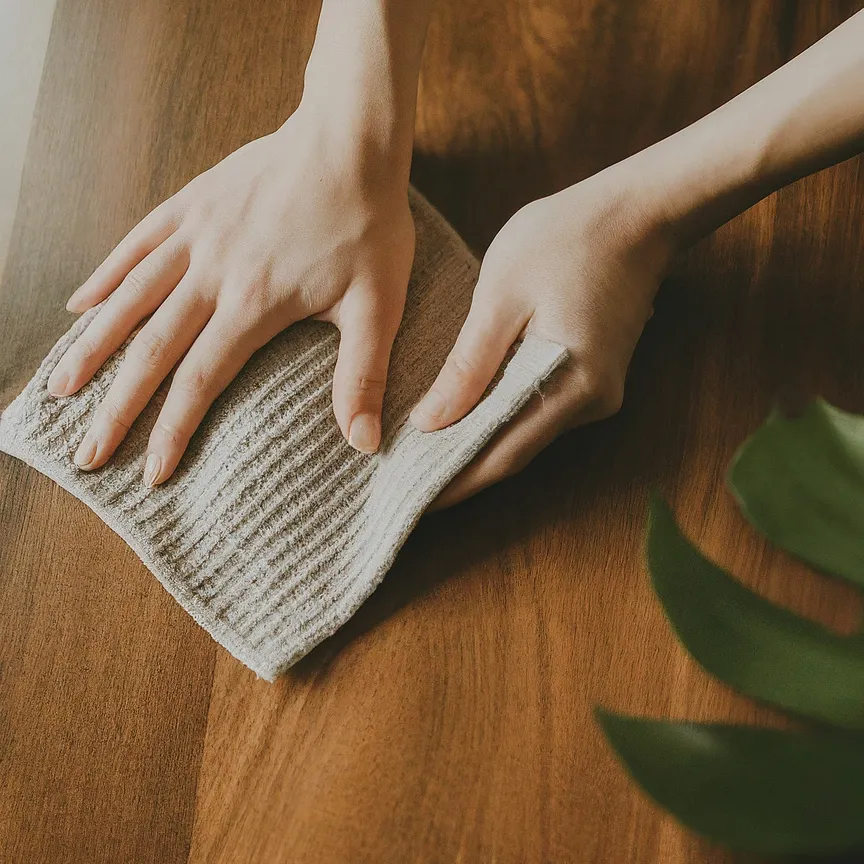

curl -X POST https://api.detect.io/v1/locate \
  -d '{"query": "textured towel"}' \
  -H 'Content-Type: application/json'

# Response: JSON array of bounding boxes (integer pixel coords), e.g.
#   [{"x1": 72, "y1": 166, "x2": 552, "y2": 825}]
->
[{"x1": 0, "y1": 189, "x2": 566, "y2": 680}]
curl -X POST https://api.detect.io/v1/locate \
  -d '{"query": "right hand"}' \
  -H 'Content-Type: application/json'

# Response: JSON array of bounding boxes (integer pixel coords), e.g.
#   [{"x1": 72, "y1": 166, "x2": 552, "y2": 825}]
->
[{"x1": 411, "y1": 169, "x2": 672, "y2": 508}]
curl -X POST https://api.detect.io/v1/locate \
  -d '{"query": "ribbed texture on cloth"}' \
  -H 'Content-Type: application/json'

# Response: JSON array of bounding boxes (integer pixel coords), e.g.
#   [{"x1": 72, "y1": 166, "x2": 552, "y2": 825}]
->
[{"x1": 0, "y1": 189, "x2": 566, "y2": 680}]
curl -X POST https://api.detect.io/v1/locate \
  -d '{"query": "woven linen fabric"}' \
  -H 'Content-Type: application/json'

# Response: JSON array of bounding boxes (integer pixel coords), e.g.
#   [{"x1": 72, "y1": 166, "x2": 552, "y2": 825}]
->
[{"x1": 0, "y1": 189, "x2": 566, "y2": 680}]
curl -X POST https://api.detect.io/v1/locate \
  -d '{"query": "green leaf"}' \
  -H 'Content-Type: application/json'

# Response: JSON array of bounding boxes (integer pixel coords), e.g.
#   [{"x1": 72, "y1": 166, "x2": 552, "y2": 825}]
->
[
  {"x1": 728, "y1": 399, "x2": 864, "y2": 588},
  {"x1": 596, "y1": 710, "x2": 864, "y2": 856},
  {"x1": 647, "y1": 495, "x2": 864, "y2": 730}
]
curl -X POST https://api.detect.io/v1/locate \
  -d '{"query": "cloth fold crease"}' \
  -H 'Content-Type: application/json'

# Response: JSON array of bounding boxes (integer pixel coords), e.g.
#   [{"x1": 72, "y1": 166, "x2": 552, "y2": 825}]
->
[{"x1": 0, "y1": 189, "x2": 566, "y2": 680}]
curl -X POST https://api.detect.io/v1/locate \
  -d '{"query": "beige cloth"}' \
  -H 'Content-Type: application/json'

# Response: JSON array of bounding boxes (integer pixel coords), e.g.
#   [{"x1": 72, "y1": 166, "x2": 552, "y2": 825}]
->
[{"x1": 0, "y1": 189, "x2": 566, "y2": 680}]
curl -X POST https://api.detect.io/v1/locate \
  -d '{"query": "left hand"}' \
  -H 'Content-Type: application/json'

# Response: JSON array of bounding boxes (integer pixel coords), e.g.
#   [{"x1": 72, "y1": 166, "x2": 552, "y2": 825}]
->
[
  {"x1": 46, "y1": 104, "x2": 415, "y2": 486},
  {"x1": 410, "y1": 169, "x2": 673, "y2": 509}
]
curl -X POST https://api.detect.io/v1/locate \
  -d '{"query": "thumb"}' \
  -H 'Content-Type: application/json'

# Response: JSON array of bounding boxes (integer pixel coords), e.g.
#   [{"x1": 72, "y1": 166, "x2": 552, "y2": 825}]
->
[
  {"x1": 332, "y1": 285, "x2": 402, "y2": 454},
  {"x1": 410, "y1": 287, "x2": 528, "y2": 432}
]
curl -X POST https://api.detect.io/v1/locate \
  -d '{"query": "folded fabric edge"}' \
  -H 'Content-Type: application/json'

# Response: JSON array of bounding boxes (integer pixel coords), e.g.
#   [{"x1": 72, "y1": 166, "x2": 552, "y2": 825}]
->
[
  {"x1": 0, "y1": 409, "x2": 279, "y2": 675},
  {"x1": 0, "y1": 335, "x2": 567, "y2": 681},
  {"x1": 265, "y1": 334, "x2": 568, "y2": 679}
]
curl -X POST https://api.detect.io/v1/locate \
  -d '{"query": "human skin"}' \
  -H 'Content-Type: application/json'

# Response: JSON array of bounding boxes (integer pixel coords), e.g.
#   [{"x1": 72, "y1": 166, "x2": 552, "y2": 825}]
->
[
  {"x1": 416, "y1": 8, "x2": 864, "y2": 507},
  {"x1": 47, "y1": 0, "x2": 434, "y2": 487},
  {"x1": 49, "y1": 4, "x2": 864, "y2": 504}
]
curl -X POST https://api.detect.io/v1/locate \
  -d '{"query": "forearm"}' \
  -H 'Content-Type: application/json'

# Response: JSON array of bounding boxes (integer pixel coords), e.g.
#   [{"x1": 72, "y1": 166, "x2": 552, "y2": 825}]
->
[
  {"x1": 299, "y1": 0, "x2": 435, "y2": 185},
  {"x1": 614, "y1": 9, "x2": 864, "y2": 255}
]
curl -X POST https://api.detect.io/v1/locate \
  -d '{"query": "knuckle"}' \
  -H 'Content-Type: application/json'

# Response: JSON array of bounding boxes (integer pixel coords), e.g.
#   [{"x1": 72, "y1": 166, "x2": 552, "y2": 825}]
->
[
  {"x1": 577, "y1": 367, "x2": 624, "y2": 416},
  {"x1": 446, "y1": 349, "x2": 480, "y2": 384},
  {"x1": 130, "y1": 330, "x2": 168, "y2": 370},
  {"x1": 121, "y1": 267, "x2": 151, "y2": 299},
  {"x1": 238, "y1": 278, "x2": 269, "y2": 309},
  {"x1": 224, "y1": 279, "x2": 268, "y2": 320},
  {"x1": 603, "y1": 384, "x2": 625, "y2": 415},
  {"x1": 493, "y1": 451, "x2": 521, "y2": 480},
  {"x1": 502, "y1": 454, "x2": 529, "y2": 481},
  {"x1": 97, "y1": 395, "x2": 130, "y2": 430},
  {"x1": 153, "y1": 418, "x2": 190, "y2": 447},
  {"x1": 233, "y1": 285, "x2": 262, "y2": 312},
  {"x1": 353, "y1": 374, "x2": 387, "y2": 397},
  {"x1": 173, "y1": 365, "x2": 213, "y2": 399}
]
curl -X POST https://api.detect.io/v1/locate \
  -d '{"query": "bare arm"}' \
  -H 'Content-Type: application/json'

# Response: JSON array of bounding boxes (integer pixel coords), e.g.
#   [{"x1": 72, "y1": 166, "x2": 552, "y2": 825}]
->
[
  {"x1": 302, "y1": 0, "x2": 434, "y2": 187},
  {"x1": 415, "y1": 10, "x2": 864, "y2": 508},
  {"x1": 51, "y1": 0, "x2": 434, "y2": 484},
  {"x1": 631, "y1": 8, "x2": 864, "y2": 250}
]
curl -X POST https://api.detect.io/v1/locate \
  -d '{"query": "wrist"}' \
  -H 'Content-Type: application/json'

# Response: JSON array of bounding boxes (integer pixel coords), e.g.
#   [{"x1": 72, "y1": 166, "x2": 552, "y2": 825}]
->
[
  {"x1": 545, "y1": 167, "x2": 678, "y2": 306},
  {"x1": 609, "y1": 7, "x2": 864, "y2": 257},
  {"x1": 296, "y1": 72, "x2": 414, "y2": 183},
  {"x1": 617, "y1": 102, "x2": 770, "y2": 258},
  {"x1": 286, "y1": 93, "x2": 413, "y2": 191},
  {"x1": 295, "y1": 0, "x2": 431, "y2": 189}
]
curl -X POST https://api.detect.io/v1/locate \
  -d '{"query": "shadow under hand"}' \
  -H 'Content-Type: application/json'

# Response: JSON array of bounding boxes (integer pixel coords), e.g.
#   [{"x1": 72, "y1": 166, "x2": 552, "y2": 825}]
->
[{"x1": 290, "y1": 259, "x2": 705, "y2": 681}]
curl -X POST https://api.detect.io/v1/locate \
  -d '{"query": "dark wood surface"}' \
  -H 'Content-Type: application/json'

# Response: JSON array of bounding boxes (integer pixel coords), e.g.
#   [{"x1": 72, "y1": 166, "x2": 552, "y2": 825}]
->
[{"x1": 2, "y1": 2, "x2": 863, "y2": 862}]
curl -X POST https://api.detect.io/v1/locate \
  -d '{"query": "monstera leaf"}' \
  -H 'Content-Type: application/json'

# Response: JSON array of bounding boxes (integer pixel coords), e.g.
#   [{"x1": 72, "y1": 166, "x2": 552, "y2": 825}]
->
[
  {"x1": 596, "y1": 712, "x2": 864, "y2": 856},
  {"x1": 729, "y1": 399, "x2": 864, "y2": 588},
  {"x1": 647, "y1": 495, "x2": 864, "y2": 730},
  {"x1": 598, "y1": 400, "x2": 864, "y2": 856}
]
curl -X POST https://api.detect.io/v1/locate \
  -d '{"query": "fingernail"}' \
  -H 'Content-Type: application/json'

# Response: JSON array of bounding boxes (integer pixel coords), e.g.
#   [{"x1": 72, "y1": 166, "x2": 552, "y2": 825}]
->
[
  {"x1": 47, "y1": 369, "x2": 72, "y2": 397},
  {"x1": 74, "y1": 432, "x2": 98, "y2": 469},
  {"x1": 410, "y1": 390, "x2": 446, "y2": 429},
  {"x1": 348, "y1": 413, "x2": 380, "y2": 454},
  {"x1": 143, "y1": 453, "x2": 162, "y2": 487},
  {"x1": 66, "y1": 289, "x2": 85, "y2": 313}
]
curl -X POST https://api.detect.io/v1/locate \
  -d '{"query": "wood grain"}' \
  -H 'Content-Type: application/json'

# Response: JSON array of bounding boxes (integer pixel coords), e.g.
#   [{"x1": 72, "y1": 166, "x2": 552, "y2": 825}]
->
[{"x1": 2, "y1": 1, "x2": 863, "y2": 862}]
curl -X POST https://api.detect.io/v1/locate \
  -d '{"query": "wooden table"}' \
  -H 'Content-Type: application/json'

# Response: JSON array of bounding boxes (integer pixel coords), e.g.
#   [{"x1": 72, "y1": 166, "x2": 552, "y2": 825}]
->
[{"x1": 2, "y1": 2, "x2": 863, "y2": 861}]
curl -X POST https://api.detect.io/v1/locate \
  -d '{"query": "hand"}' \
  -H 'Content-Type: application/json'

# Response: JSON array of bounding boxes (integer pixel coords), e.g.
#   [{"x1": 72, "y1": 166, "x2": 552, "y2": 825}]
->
[
  {"x1": 410, "y1": 170, "x2": 673, "y2": 509},
  {"x1": 414, "y1": 4, "x2": 864, "y2": 510},
  {"x1": 47, "y1": 104, "x2": 415, "y2": 486}
]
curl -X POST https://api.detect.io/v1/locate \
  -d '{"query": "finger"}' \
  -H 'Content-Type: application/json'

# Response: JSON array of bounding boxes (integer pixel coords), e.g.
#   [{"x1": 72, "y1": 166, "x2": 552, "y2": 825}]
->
[
  {"x1": 430, "y1": 369, "x2": 605, "y2": 511},
  {"x1": 331, "y1": 285, "x2": 403, "y2": 454},
  {"x1": 47, "y1": 239, "x2": 189, "y2": 397},
  {"x1": 142, "y1": 308, "x2": 265, "y2": 486},
  {"x1": 430, "y1": 394, "x2": 568, "y2": 512},
  {"x1": 409, "y1": 290, "x2": 528, "y2": 433},
  {"x1": 66, "y1": 199, "x2": 179, "y2": 313},
  {"x1": 72, "y1": 281, "x2": 212, "y2": 472}
]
